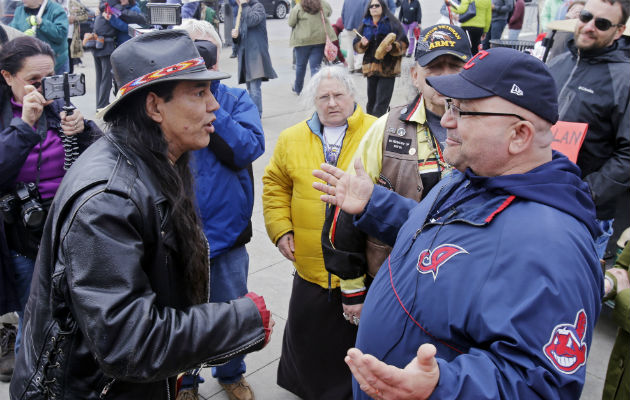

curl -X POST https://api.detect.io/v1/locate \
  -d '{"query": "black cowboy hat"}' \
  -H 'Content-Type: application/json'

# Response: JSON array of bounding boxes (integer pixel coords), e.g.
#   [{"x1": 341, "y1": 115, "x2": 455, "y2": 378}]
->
[{"x1": 97, "y1": 29, "x2": 229, "y2": 119}]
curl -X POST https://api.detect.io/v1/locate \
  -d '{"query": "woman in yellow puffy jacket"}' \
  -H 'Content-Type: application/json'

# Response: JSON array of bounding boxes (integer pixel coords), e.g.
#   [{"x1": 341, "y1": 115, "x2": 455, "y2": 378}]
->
[{"x1": 262, "y1": 65, "x2": 376, "y2": 399}]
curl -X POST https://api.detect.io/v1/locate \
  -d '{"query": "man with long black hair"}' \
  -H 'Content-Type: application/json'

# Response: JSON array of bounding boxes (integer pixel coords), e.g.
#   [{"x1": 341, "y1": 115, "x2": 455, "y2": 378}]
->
[
  {"x1": 10, "y1": 30, "x2": 274, "y2": 400},
  {"x1": 179, "y1": 20, "x2": 264, "y2": 400}
]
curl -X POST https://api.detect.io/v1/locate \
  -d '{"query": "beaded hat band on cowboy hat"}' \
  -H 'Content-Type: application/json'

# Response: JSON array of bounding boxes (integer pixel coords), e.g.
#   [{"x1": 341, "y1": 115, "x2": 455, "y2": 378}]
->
[{"x1": 96, "y1": 30, "x2": 229, "y2": 120}]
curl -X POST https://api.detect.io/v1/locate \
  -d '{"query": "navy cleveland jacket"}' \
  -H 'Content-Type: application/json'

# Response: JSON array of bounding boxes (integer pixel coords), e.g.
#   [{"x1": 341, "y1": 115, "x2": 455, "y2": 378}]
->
[
  {"x1": 353, "y1": 152, "x2": 603, "y2": 399},
  {"x1": 193, "y1": 80, "x2": 264, "y2": 258}
]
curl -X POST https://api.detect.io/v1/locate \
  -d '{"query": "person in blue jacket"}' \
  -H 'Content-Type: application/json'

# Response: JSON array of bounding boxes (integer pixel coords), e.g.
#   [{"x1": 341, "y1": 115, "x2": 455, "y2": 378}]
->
[
  {"x1": 105, "y1": 0, "x2": 145, "y2": 46},
  {"x1": 313, "y1": 48, "x2": 603, "y2": 399},
  {"x1": 179, "y1": 20, "x2": 265, "y2": 400},
  {"x1": 91, "y1": 0, "x2": 145, "y2": 110},
  {"x1": 167, "y1": 0, "x2": 203, "y2": 19}
]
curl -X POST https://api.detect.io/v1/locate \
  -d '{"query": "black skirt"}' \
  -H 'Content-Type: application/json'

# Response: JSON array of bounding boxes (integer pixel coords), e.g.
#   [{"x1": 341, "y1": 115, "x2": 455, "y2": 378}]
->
[{"x1": 277, "y1": 274, "x2": 357, "y2": 400}]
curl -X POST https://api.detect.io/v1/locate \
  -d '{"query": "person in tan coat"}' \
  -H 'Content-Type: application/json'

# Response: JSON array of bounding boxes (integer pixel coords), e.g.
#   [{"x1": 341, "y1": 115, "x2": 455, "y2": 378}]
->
[{"x1": 288, "y1": 0, "x2": 336, "y2": 95}]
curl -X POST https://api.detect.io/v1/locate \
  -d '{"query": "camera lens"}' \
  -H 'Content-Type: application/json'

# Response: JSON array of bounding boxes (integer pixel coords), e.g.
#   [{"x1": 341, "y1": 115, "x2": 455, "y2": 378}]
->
[{"x1": 22, "y1": 200, "x2": 46, "y2": 230}]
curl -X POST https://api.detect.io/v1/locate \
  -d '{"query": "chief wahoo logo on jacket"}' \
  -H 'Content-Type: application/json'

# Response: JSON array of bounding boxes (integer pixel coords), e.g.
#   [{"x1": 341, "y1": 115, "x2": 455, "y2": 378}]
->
[{"x1": 543, "y1": 309, "x2": 588, "y2": 374}]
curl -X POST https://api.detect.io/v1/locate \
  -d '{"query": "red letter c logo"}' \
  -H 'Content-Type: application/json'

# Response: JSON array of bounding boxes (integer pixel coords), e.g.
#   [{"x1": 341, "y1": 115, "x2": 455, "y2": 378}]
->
[{"x1": 463, "y1": 49, "x2": 490, "y2": 70}]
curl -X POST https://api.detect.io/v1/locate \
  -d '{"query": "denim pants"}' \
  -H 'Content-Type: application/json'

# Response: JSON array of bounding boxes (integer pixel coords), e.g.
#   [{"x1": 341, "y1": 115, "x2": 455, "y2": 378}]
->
[
  {"x1": 293, "y1": 44, "x2": 324, "y2": 95},
  {"x1": 482, "y1": 19, "x2": 508, "y2": 49},
  {"x1": 246, "y1": 79, "x2": 263, "y2": 117},
  {"x1": 401, "y1": 22, "x2": 418, "y2": 56},
  {"x1": 595, "y1": 218, "x2": 614, "y2": 260},
  {"x1": 507, "y1": 29, "x2": 521, "y2": 40},
  {"x1": 210, "y1": 245, "x2": 250, "y2": 383},
  {"x1": 55, "y1": 59, "x2": 70, "y2": 75},
  {"x1": 11, "y1": 251, "x2": 36, "y2": 354}
]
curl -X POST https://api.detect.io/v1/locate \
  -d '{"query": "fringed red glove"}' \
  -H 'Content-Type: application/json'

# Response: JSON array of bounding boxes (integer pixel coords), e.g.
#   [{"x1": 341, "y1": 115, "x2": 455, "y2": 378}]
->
[{"x1": 244, "y1": 292, "x2": 271, "y2": 344}]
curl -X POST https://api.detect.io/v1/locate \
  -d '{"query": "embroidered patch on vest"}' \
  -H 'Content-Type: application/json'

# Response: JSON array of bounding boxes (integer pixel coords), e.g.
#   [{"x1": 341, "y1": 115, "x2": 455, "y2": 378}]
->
[
  {"x1": 543, "y1": 309, "x2": 588, "y2": 374},
  {"x1": 386, "y1": 136, "x2": 412, "y2": 154}
]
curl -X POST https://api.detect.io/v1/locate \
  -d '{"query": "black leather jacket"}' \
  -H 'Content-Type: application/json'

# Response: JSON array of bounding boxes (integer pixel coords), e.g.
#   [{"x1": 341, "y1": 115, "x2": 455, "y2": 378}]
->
[{"x1": 10, "y1": 135, "x2": 266, "y2": 400}]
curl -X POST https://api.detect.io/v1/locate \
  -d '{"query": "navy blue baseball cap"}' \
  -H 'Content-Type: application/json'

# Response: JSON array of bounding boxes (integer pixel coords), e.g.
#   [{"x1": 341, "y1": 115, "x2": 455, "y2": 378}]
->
[
  {"x1": 415, "y1": 24, "x2": 472, "y2": 67},
  {"x1": 426, "y1": 48, "x2": 559, "y2": 124}
]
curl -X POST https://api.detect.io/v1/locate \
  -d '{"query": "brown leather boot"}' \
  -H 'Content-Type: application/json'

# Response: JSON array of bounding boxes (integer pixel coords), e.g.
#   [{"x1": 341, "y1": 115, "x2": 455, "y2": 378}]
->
[{"x1": 220, "y1": 377, "x2": 255, "y2": 400}]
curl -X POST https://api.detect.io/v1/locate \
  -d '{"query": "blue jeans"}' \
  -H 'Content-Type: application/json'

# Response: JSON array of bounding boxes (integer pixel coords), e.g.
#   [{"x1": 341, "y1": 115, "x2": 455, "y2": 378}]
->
[
  {"x1": 293, "y1": 44, "x2": 325, "y2": 95},
  {"x1": 11, "y1": 251, "x2": 36, "y2": 354},
  {"x1": 55, "y1": 59, "x2": 70, "y2": 74},
  {"x1": 483, "y1": 19, "x2": 508, "y2": 49},
  {"x1": 210, "y1": 245, "x2": 250, "y2": 384},
  {"x1": 507, "y1": 29, "x2": 521, "y2": 40},
  {"x1": 246, "y1": 79, "x2": 263, "y2": 116},
  {"x1": 595, "y1": 218, "x2": 614, "y2": 260}
]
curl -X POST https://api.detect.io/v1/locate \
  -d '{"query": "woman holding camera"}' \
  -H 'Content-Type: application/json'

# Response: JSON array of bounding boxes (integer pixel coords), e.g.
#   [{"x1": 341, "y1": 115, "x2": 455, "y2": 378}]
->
[{"x1": 0, "y1": 36, "x2": 98, "y2": 365}]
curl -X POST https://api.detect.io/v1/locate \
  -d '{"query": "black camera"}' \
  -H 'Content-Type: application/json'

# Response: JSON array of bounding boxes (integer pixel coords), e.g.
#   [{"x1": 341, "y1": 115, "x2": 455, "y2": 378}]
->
[{"x1": 0, "y1": 182, "x2": 46, "y2": 230}]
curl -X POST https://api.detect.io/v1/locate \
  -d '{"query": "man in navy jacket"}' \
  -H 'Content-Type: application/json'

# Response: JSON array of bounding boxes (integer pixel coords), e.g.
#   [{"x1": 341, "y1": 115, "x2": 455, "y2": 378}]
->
[{"x1": 313, "y1": 48, "x2": 603, "y2": 399}]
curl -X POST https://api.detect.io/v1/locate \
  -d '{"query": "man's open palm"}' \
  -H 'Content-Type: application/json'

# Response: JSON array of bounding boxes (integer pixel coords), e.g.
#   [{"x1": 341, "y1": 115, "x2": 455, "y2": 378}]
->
[
  {"x1": 312, "y1": 158, "x2": 374, "y2": 215},
  {"x1": 345, "y1": 344, "x2": 440, "y2": 400}
]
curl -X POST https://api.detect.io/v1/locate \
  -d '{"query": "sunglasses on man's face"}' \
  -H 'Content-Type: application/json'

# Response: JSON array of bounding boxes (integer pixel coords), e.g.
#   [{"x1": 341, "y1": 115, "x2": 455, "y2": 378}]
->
[
  {"x1": 578, "y1": 10, "x2": 623, "y2": 31},
  {"x1": 369, "y1": 4, "x2": 381, "y2": 9}
]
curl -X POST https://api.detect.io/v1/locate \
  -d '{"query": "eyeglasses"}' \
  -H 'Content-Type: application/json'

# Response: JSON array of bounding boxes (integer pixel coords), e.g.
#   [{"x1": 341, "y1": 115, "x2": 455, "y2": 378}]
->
[
  {"x1": 369, "y1": 4, "x2": 381, "y2": 9},
  {"x1": 444, "y1": 99, "x2": 525, "y2": 121},
  {"x1": 578, "y1": 10, "x2": 624, "y2": 31}
]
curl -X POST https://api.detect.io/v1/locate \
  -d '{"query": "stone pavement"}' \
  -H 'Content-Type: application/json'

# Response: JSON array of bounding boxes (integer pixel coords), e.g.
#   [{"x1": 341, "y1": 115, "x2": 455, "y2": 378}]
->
[{"x1": 0, "y1": 1, "x2": 618, "y2": 399}]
